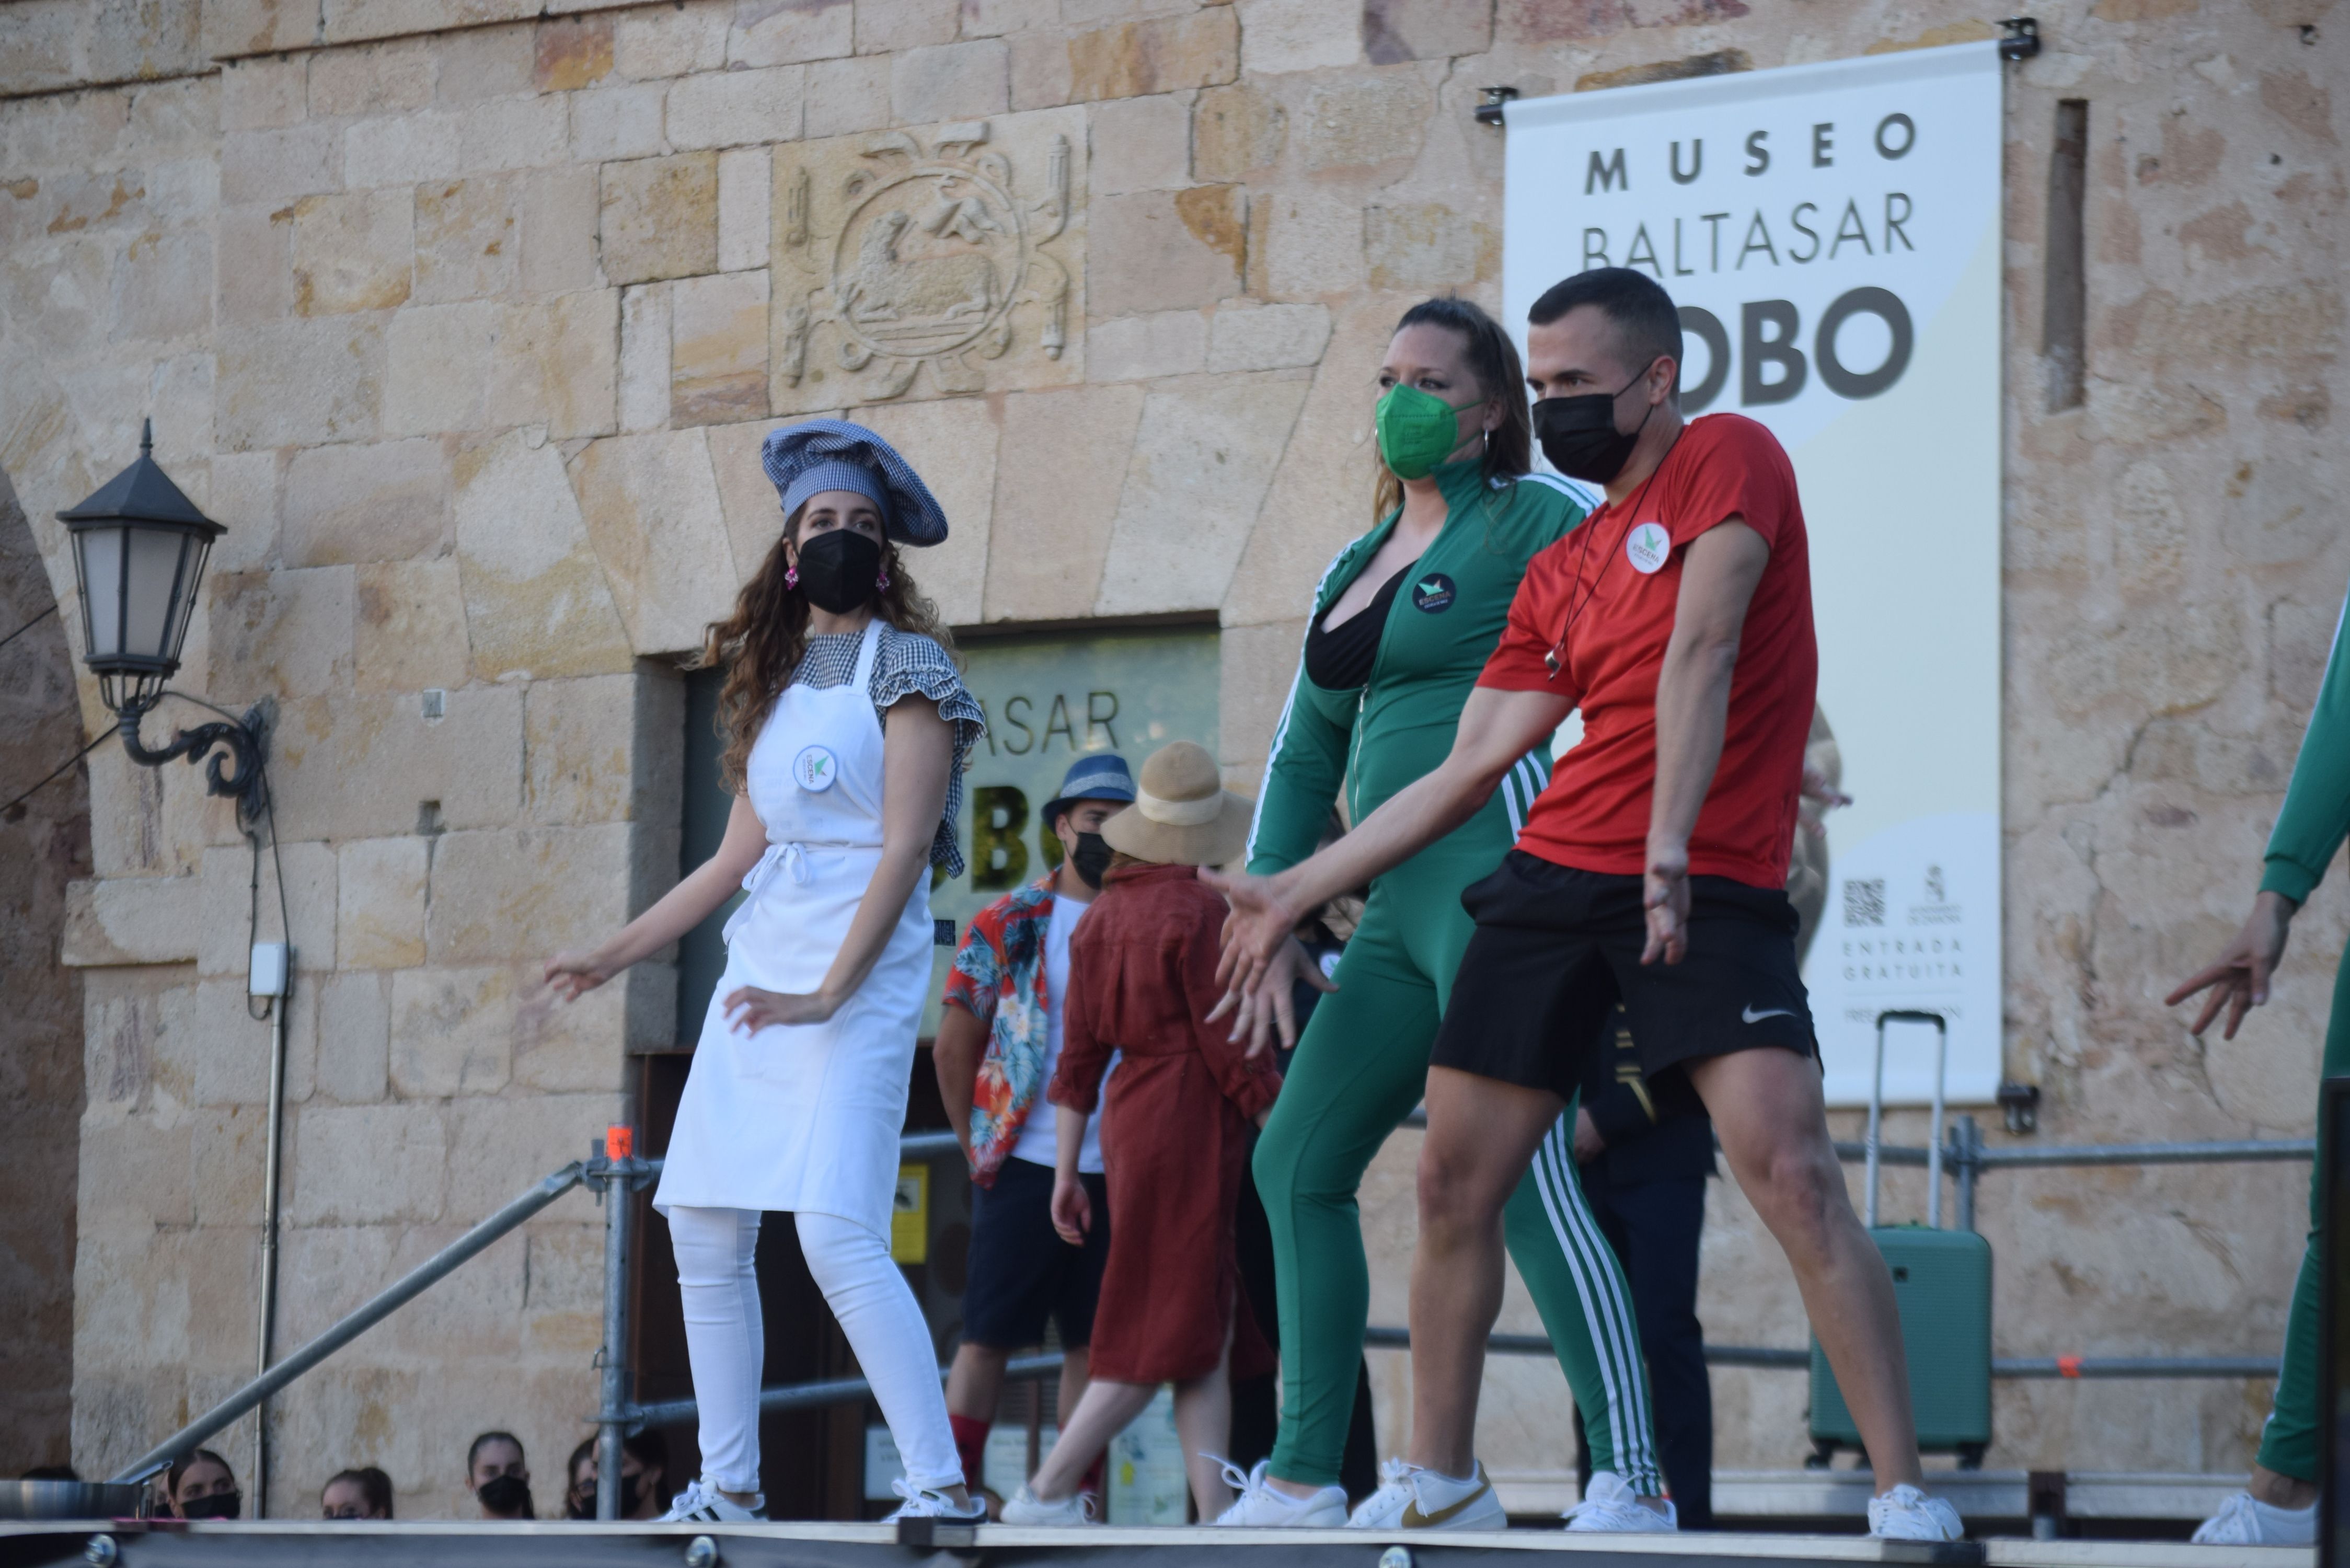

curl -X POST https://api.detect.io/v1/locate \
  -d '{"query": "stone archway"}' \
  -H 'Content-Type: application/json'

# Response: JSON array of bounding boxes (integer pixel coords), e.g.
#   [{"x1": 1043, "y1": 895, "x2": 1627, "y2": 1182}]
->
[{"x1": 0, "y1": 462, "x2": 91, "y2": 1472}]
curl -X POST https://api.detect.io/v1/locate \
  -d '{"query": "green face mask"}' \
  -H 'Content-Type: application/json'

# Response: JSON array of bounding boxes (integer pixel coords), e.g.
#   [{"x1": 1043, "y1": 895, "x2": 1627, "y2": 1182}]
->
[{"x1": 1375, "y1": 382, "x2": 1480, "y2": 480}]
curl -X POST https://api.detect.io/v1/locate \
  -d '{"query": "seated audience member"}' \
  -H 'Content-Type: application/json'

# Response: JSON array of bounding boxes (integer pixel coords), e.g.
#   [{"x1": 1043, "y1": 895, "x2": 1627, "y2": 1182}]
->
[
  {"x1": 165, "y1": 1450, "x2": 241, "y2": 1519},
  {"x1": 321, "y1": 1467, "x2": 394, "y2": 1520},
  {"x1": 1000, "y1": 742, "x2": 1282, "y2": 1525},
  {"x1": 564, "y1": 1431, "x2": 670, "y2": 1520},
  {"x1": 934, "y1": 753, "x2": 1135, "y2": 1507},
  {"x1": 466, "y1": 1431, "x2": 534, "y2": 1520}
]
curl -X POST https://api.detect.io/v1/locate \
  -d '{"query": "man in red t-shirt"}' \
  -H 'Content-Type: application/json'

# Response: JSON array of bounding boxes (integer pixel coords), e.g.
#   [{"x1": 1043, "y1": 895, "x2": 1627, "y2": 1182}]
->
[{"x1": 1211, "y1": 269, "x2": 1959, "y2": 1542}]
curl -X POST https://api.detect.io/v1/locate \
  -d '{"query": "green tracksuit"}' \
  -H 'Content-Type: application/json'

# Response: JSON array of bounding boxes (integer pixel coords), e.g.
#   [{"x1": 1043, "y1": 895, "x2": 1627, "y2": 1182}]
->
[
  {"x1": 1248, "y1": 458, "x2": 1664, "y2": 1494},
  {"x1": 2248, "y1": 592, "x2": 2350, "y2": 1484}
]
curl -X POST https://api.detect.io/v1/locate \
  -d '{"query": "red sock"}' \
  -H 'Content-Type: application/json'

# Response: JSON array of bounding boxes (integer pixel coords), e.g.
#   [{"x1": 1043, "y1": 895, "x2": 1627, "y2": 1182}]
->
[
  {"x1": 949, "y1": 1414, "x2": 992, "y2": 1490},
  {"x1": 1079, "y1": 1451, "x2": 1105, "y2": 1500}
]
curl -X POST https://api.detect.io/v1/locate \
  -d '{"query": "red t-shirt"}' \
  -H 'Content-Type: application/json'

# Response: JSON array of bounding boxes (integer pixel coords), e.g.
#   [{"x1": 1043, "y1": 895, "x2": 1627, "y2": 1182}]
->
[{"x1": 1478, "y1": 413, "x2": 1817, "y2": 888}]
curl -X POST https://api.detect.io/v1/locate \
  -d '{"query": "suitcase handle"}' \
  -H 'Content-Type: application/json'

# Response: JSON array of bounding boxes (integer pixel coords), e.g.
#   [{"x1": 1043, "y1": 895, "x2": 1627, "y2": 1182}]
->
[{"x1": 1868, "y1": 1008, "x2": 1949, "y2": 1230}]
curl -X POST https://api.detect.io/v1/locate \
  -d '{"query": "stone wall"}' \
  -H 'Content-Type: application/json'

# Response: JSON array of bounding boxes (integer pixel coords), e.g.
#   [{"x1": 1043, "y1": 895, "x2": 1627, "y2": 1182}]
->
[
  {"x1": 2, "y1": 0, "x2": 2342, "y2": 1513},
  {"x1": 0, "y1": 470, "x2": 90, "y2": 1474}
]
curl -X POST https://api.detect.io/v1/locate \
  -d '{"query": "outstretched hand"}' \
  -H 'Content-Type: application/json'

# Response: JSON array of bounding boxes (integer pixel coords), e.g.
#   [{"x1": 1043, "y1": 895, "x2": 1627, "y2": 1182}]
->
[
  {"x1": 2165, "y1": 890, "x2": 2296, "y2": 1040},
  {"x1": 543, "y1": 950, "x2": 612, "y2": 1003},
  {"x1": 1204, "y1": 936, "x2": 1338, "y2": 1057},
  {"x1": 1200, "y1": 867, "x2": 1305, "y2": 1007}
]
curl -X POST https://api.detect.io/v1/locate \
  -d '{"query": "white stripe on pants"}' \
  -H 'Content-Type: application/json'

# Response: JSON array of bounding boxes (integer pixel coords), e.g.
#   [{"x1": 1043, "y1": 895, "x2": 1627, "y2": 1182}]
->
[{"x1": 668, "y1": 1204, "x2": 961, "y2": 1495}]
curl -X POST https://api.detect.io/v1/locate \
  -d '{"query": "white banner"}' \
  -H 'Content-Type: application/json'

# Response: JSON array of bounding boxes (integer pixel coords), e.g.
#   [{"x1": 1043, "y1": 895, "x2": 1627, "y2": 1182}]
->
[{"x1": 1503, "y1": 44, "x2": 2004, "y2": 1107}]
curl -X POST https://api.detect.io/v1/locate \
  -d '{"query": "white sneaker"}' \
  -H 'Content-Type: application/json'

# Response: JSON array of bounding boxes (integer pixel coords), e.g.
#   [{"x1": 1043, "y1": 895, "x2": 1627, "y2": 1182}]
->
[
  {"x1": 997, "y1": 1485, "x2": 1093, "y2": 1526},
  {"x1": 883, "y1": 1479, "x2": 989, "y2": 1524},
  {"x1": 2193, "y1": 1492, "x2": 2318, "y2": 1545},
  {"x1": 1342, "y1": 1457, "x2": 1505, "y2": 1530},
  {"x1": 1212, "y1": 1459, "x2": 1349, "y2": 1526},
  {"x1": 1564, "y1": 1471, "x2": 1678, "y2": 1532},
  {"x1": 1867, "y1": 1483, "x2": 1964, "y2": 1541},
  {"x1": 658, "y1": 1478, "x2": 766, "y2": 1523}
]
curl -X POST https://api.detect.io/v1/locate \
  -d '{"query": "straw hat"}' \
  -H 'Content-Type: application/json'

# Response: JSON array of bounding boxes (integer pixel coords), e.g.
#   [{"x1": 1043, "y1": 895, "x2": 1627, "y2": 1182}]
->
[{"x1": 1099, "y1": 741, "x2": 1252, "y2": 868}]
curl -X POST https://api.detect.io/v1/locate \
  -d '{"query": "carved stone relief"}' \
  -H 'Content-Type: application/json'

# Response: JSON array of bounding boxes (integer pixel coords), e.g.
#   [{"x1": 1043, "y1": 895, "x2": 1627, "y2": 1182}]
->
[{"x1": 769, "y1": 108, "x2": 1087, "y2": 412}]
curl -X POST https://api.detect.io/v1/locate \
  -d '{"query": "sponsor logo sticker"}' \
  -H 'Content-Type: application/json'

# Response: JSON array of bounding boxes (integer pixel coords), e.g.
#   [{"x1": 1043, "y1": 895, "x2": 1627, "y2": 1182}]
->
[
  {"x1": 1625, "y1": 521, "x2": 1672, "y2": 574},
  {"x1": 793, "y1": 745, "x2": 839, "y2": 792},
  {"x1": 1412, "y1": 572, "x2": 1457, "y2": 613}
]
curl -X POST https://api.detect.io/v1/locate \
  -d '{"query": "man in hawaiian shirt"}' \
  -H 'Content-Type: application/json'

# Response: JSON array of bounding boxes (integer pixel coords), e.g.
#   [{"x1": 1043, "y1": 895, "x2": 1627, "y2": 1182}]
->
[{"x1": 934, "y1": 753, "x2": 1134, "y2": 1509}]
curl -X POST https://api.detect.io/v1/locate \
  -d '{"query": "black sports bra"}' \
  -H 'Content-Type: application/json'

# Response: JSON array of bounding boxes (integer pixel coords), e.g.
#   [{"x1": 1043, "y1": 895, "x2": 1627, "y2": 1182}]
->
[{"x1": 1304, "y1": 560, "x2": 1415, "y2": 690}]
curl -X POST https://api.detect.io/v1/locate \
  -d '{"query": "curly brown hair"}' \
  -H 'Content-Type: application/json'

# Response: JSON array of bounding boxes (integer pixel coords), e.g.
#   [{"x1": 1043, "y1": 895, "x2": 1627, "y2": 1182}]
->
[{"x1": 700, "y1": 505, "x2": 954, "y2": 793}]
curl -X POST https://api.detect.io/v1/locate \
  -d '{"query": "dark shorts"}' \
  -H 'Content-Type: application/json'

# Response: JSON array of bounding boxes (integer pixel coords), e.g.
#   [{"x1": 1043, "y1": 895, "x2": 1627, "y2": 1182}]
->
[
  {"x1": 1429, "y1": 851, "x2": 1818, "y2": 1099},
  {"x1": 962, "y1": 1156, "x2": 1110, "y2": 1351}
]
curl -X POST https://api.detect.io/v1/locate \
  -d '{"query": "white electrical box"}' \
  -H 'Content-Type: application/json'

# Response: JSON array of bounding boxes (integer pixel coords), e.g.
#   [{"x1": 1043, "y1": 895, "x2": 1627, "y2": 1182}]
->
[{"x1": 249, "y1": 942, "x2": 291, "y2": 998}]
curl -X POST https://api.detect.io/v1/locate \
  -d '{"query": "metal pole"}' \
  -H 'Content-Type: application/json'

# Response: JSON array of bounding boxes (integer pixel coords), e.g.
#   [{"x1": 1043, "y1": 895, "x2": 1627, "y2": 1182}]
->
[
  {"x1": 593, "y1": 1147, "x2": 637, "y2": 1523},
  {"x1": 1927, "y1": 1021, "x2": 1946, "y2": 1230},
  {"x1": 1972, "y1": 1138, "x2": 2313, "y2": 1168},
  {"x1": 624, "y1": 1352, "x2": 1066, "y2": 1429},
  {"x1": 1955, "y1": 1115, "x2": 1979, "y2": 1233},
  {"x1": 1864, "y1": 1024, "x2": 1885, "y2": 1229},
  {"x1": 254, "y1": 972, "x2": 290, "y2": 1519},
  {"x1": 112, "y1": 1161, "x2": 589, "y2": 1484}
]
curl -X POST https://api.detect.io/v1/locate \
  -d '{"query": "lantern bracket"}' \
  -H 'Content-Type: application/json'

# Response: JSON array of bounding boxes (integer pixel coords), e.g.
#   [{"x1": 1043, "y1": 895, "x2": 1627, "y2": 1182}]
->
[{"x1": 119, "y1": 696, "x2": 270, "y2": 823}]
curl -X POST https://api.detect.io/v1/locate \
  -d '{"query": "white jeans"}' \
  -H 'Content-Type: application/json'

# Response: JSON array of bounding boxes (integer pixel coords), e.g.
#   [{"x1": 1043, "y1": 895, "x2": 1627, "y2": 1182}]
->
[{"x1": 667, "y1": 1205, "x2": 961, "y2": 1495}]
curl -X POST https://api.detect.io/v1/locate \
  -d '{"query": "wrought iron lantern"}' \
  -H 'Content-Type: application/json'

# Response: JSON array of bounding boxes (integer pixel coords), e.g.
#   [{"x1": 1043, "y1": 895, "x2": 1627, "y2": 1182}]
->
[{"x1": 57, "y1": 421, "x2": 266, "y2": 814}]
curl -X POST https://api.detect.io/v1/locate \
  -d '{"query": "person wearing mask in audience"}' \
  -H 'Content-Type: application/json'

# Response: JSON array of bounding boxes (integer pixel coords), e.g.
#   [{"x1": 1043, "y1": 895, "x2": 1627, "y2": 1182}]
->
[
  {"x1": 466, "y1": 1431, "x2": 534, "y2": 1520},
  {"x1": 1000, "y1": 742, "x2": 1282, "y2": 1525},
  {"x1": 934, "y1": 752, "x2": 1135, "y2": 1509},
  {"x1": 321, "y1": 1467, "x2": 394, "y2": 1520},
  {"x1": 545, "y1": 421, "x2": 986, "y2": 1527},
  {"x1": 1209, "y1": 294, "x2": 1670, "y2": 1532},
  {"x1": 165, "y1": 1451, "x2": 241, "y2": 1520},
  {"x1": 563, "y1": 1430, "x2": 671, "y2": 1520},
  {"x1": 1570, "y1": 1009, "x2": 1715, "y2": 1528}
]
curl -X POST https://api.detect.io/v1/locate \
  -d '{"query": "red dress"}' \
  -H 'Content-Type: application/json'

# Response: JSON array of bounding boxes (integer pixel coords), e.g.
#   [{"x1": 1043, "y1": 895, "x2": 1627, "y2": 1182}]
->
[{"x1": 1046, "y1": 861, "x2": 1282, "y2": 1384}]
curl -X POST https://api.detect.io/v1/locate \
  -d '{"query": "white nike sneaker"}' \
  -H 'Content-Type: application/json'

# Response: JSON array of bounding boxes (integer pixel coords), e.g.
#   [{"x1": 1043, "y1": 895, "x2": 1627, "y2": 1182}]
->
[
  {"x1": 997, "y1": 1485, "x2": 1093, "y2": 1526},
  {"x1": 1563, "y1": 1471, "x2": 1678, "y2": 1532},
  {"x1": 1867, "y1": 1483, "x2": 1964, "y2": 1541},
  {"x1": 658, "y1": 1478, "x2": 766, "y2": 1523},
  {"x1": 1212, "y1": 1459, "x2": 1349, "y2": 1526},
  {"x1": 883, "y1": 1479, "x2": 989, "y2": 1524},
  {"x1": 1343, "y1": 1457, "x2": 1505, "y2": 1530},
  {"x1": 2192, "y1": 1492, "x2": 2318, "y2": 1546}
]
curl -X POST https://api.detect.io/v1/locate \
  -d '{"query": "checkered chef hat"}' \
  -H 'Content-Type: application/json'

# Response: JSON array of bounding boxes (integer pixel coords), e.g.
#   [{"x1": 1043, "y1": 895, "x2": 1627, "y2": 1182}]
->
[{"x1": 759, "y1": 419, "x2": 950, "y2": 547}]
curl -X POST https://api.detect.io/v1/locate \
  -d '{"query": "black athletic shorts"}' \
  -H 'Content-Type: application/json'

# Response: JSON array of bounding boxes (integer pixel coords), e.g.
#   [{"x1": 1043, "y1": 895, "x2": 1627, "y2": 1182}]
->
[
  {"x1": 962, "y1": 1157, "x2": 1110, "y2": 1351},
  {"x1": 1429, "y1": 851, "x2": 1818, "y2": 1099}
]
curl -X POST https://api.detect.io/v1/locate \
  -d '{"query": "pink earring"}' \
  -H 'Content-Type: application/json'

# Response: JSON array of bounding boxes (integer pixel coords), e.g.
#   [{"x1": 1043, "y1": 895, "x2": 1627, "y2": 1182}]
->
[
  {"x1": 877, "y1": 568, "x2": 891, "y2": 591},
  {"x1": 785, "y1": 566, "x2": 799, "y2": 588}
]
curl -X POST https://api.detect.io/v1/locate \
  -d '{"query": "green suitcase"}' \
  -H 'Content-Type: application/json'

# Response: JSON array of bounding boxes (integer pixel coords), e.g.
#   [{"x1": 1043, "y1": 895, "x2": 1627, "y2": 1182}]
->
[{"x1": 1807, "y1": 1010, "x2": 1992, "y2": 1469}]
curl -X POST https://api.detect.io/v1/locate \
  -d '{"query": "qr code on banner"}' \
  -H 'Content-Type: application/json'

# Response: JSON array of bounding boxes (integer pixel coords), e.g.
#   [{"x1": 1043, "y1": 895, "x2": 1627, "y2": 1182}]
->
[{"x1": 1843, "y1": 879, "x2": 1886, "y2": 926}]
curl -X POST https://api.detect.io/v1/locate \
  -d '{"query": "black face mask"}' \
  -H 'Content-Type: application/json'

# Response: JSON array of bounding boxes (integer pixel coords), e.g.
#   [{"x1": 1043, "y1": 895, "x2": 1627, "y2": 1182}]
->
[
  {"x1": 180, "y1": 1492, "x2": 243, "y2": 1520},
  {"x1": 794, "y1": 528, "x2": 885, "y2": 615},
  {"x1": 1533, "y1": 367, "x2": 1657, "y2": 485},
  {"x1": 566, "y1": 1475, "x2": 640, "y2": 1519},
  {"x1": 477, "y1": 1474, "x2": 534, "y2": 1518},
  {"x1": 1069, "y1": 832, "x2": 1113, "y2": 891}
]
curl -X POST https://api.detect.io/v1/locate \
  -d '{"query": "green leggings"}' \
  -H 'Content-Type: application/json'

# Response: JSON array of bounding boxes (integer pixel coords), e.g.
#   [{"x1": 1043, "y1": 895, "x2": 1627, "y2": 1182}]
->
[
  {"x1": 1254, "y1": 845, "x2": 1662, "y2": 1492},
  {"x1": 2254, "y1": 939, "x2": 2350, "y2": 1483}
]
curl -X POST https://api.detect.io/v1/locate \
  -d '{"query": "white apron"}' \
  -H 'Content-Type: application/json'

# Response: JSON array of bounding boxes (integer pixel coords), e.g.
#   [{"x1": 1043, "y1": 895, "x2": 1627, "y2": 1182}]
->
[{"x1": 654, "y1": 618, "x2": 934, "y2": 1238}]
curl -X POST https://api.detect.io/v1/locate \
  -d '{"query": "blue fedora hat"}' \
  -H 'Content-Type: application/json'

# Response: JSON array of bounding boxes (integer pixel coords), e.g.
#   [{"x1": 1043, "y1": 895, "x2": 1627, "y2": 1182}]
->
[{"x1": 1043, "y1": 753, "x2": 1136, "y2": 825}]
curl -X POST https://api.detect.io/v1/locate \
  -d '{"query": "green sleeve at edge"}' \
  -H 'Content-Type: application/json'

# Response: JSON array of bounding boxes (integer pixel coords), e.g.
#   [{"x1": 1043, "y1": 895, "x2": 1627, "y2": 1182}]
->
[
  {"x1": 2263, "y1": 592, "x2": 2350, "y2": 905},
  {"x1": 1247, "y1": 663, "x2": 1351, "y2": 877}
]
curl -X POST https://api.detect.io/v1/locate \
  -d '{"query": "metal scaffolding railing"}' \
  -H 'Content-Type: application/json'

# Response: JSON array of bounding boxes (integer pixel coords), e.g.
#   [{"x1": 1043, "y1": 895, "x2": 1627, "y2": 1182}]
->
[{"x1": 108, "y1": 1113, "x2": 2306, "y2": 1514}]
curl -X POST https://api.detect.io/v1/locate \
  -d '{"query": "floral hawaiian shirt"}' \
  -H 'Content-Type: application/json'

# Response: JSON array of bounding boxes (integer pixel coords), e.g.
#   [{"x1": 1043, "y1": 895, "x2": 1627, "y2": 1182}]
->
[{"x1": 941, "y1": 874, "x2": 1058, "y2": 1187}]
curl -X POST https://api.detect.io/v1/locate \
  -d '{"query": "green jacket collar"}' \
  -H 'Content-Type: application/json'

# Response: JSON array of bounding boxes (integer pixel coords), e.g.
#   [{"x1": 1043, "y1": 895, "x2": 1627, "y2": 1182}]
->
[{"x1": 1319, "y1": 460, "x2": 1500, "y2": 614}]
